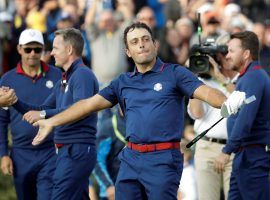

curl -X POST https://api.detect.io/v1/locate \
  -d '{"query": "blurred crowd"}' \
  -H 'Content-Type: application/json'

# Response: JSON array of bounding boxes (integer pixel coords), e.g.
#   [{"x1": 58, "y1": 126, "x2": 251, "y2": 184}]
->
[
  {"x1": 0, "y1": 0, "x2": 270, "y2": 76},
  {"x1": 0, "y1": 0, "x2": 270, "y2": 200}
]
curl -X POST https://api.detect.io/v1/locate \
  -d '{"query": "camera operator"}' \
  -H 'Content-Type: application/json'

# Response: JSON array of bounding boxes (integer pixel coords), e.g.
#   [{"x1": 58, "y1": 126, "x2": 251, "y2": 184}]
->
[{"x1": 188, "y1": 34, "x2": 238, "y2": 200}]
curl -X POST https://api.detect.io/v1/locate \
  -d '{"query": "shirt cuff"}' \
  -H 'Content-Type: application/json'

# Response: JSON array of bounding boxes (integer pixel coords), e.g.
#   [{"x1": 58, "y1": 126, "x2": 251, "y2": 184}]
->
[
  {"x1": 222, "y1": 145, "x2": 233, "y2": 155},
  {"x1": 0, "y1": 148, "x2": 8, "y2": 157}
]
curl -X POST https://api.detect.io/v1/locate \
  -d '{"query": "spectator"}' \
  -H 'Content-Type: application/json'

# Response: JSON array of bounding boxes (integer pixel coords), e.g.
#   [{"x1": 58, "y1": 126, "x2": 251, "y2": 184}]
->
[
  {"x1": 5, "y1": 0, "x2": 28, "y2": 71},
  {"x1": 158, "y1": 27, "x2": 184, "y2": 64},
  {"x1": 0, "y1": 11, "x2": 13, "y2": 74},
  {"x1": 163, "y1": 0, "x2": 182, "y2": 27},
  {"x1": 136, "y1": 6, "x2": 165, "y2": 50},
  {"x1": 147, "y1": 0, "x2": 167, "y2": 28},
  {"x1": 85, "y1": 0, "x2": 133, "y2": 85},
  {"x1": 25, "y1": 0, "x2": 47, "y2": 33},
  {"x1": 252, "y1": 22, "x2": 270, "y2": 75}
]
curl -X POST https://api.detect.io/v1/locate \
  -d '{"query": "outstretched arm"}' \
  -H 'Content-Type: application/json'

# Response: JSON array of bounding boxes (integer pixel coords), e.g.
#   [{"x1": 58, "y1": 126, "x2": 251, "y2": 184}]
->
[
  {"x1": 193, "y1": 84, "x2": 246, "y2": 117},
  {"x1": 193, "y1": 85, "x2": 227, "y2": 108},
  {"x1": 32, "y1": 94, "x2": 113, "y2": 145}
]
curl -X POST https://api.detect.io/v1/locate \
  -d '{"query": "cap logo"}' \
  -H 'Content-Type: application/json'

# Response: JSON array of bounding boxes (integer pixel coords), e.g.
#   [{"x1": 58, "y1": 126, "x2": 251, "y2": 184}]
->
[{"x1": 29, "y1": 31, "x2": 36, "y2": 37}]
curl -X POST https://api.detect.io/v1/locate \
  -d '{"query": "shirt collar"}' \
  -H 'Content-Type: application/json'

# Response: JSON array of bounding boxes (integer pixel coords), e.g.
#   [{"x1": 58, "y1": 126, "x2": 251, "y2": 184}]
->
[
  {"x1": 62, "y1": 58, "x2": 85, "y2": 80},
  {"x1": 129, "y1": 58, "x2": 165, "y2": 77},
  {"x1": 239, "y1": 61, "x2": 261, "y2": 77},
  {"x1": 16, "y1": 61, "x2": 49, "y2": 81}
]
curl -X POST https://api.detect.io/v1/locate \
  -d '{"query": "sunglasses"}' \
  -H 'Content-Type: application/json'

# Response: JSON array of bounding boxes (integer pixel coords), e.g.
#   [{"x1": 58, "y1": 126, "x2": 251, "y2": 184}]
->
[{"x1": 23, "y1": 47, "x2": 43, "y2": 54}]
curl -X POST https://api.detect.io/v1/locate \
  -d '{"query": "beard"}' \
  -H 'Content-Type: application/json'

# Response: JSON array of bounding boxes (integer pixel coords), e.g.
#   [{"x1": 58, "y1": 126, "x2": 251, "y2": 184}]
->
[{"x1": 231, "y1": 58, "x2": 245, "y2": 72}]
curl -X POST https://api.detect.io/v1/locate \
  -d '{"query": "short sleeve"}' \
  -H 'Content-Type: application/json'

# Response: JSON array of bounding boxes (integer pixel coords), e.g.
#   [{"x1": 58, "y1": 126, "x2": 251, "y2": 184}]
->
[
  {"x1": 173, "y1": 66, "x2": 203, "y2": 97},
  {"x1": 99, "y1": 78, "x2": 119, "y2": 106}
]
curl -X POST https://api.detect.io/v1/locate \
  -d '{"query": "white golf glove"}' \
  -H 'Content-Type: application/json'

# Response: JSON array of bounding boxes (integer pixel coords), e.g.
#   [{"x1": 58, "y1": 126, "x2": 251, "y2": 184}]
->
[{"x1": 221, "y1": 91, "x2": 246, "y2": 117}]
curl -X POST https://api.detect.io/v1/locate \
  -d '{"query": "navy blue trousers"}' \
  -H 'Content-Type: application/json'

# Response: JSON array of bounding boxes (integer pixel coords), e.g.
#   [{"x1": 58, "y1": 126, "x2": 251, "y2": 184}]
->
[
  {"x1": 51, "y1": 144, "x2": 96, "y2": 200},
  {"x1": 115, "y1": 147, "x2": 183, "y2": 200},
  {"x1": 11, "y1": 147, "x2": 56, "y2": 200},
  {"x1": 228, "y1": 147, "x2": 270, "y2": 200}
]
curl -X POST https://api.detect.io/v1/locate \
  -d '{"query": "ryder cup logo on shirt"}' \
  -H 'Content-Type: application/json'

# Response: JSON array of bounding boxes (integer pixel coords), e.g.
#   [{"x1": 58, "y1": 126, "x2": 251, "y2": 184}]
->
[
  {"x1": 153, "y1": 83, "x2": 162, "y2": 91},
  {"x1": 46, "y1": 80, "x2": 54, "y2": 89}
]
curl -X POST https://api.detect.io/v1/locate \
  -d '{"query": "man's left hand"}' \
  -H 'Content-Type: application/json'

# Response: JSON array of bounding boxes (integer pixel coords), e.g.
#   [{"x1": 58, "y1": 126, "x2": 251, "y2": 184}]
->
[{"x1": 213, "y1": 152, "x2": 230, "y2": 174}]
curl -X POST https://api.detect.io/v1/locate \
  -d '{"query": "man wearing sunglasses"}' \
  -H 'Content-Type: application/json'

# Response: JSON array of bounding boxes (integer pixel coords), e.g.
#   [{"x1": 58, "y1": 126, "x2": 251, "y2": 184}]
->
[{"x1": 0, "y1": 29, "x2": 61, "y2": 200}]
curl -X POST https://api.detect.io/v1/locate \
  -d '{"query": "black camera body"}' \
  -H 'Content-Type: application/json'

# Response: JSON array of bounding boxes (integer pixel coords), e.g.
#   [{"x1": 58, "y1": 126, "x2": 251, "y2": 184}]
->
[{"x1": 189, "y1": 40, "x2": 228, "y2": 74}]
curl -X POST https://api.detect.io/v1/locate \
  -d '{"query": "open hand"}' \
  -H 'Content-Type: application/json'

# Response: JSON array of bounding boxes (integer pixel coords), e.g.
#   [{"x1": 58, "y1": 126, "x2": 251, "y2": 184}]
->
[{"x1": 32, "y1": 119, "x2": 54, "y2": 146}]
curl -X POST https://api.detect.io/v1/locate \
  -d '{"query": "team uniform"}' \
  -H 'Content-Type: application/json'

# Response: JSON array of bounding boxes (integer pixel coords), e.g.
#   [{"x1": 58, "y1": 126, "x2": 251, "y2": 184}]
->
[
  {"x1": 0, "y1": 62, "x2": 61, "y2": 200},
  {"x1": 13, "y1": 59, "x2": 99, "y2": 200},
  {"x1": 99, "y1": 58, "x2": 203, "y2": 200},
  {"x1": 93, "y1": 109, "x2": 126, "y2": 199},
  {"x1": 222, "y1": 61, "x2": 270, "y2": 200}
]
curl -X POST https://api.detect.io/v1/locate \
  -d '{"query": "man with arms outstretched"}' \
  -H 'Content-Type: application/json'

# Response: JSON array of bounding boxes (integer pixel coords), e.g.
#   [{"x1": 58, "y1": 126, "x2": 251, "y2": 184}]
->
[{"x1": 33, "y1": 23, "x2": 245, "y2": 200}]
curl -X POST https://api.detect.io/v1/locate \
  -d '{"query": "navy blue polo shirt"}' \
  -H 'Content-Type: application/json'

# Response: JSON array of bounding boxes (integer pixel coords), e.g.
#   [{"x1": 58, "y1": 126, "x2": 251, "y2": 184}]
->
[
  {"x1": 0, "y1": 62, "x2": 61, "y2": 157},
  {"x1": 223, "y1": 61, "x2": 270, "y2": 154},
  {"x1": 99, "y1": 58, "x2": 203, "y2": 143}
]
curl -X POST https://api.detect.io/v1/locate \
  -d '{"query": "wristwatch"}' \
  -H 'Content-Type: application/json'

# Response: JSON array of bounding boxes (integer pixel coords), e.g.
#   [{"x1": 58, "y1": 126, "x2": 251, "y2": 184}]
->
[{"x1": 40, "y1": 110, "x2": 46, "y2": 119}]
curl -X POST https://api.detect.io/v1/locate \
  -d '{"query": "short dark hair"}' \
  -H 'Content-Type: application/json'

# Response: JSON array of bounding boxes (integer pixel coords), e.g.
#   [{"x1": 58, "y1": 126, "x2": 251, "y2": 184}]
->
[
  {"x1": 123, "y1": 22, "x2": 154, "y2": 49},
  {"x1": 54, "y1": 28, "x2": 84, "y2": 56},
  {"x1": 230, "y1": 31, "x2": 259, "y2": 60}
]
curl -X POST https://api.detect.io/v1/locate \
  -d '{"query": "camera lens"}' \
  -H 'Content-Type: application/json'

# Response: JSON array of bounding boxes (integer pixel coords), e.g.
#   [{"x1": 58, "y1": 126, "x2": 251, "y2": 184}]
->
[
  {"x1": 195, "y1": 59, "x2": 206, "y2": 68},
  {"x1": 189, "y1": 55, "x2": 210, "y2": 73}
]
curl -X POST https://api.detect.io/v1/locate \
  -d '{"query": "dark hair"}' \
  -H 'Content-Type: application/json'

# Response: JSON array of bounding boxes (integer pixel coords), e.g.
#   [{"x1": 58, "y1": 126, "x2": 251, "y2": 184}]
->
[
  {"x1": 230, "y1": 31, "x2": 259, "y2": 60},
  {"x1": 54, "y1": 28, "x2": 84, "y2": 56},
  {"x1": 123, "y1": 22, "x2": 154, "y2": 49}
]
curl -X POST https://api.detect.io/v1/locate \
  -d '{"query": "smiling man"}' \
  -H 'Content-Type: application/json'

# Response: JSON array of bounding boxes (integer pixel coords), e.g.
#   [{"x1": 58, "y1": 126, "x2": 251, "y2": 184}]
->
[{"x1": 32, "y1": 22, "x2": 246, "y2": 200}]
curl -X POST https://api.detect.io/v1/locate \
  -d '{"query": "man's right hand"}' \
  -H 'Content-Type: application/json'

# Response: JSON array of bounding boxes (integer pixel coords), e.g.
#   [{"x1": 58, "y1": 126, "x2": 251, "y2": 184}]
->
[
  {"x1": 0, "y1": 88, "x2": 18, "y2": 107},
  {"x1": 1, "y1": 156, "x2": 13, "y2": 175},
  {"x1": 32, "y1": 119, "x2": 54, "y2": 146},
  {"x1": 23, "y1": 111, "x2": 43, "y2": 124}
]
